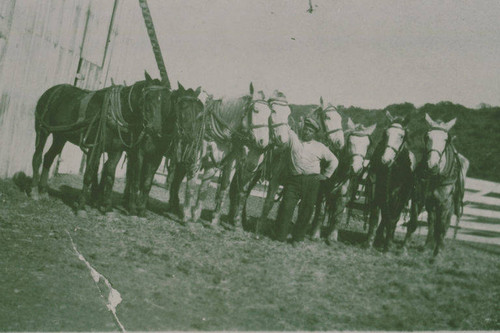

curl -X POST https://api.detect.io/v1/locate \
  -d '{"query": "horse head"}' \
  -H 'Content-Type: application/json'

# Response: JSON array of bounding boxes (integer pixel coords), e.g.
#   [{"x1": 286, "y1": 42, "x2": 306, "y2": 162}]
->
[
  {"x1": 141, "y1": 71, "x2": 169, "y2": 138},
  {"x1": 380, "y1": 111, "x2": 410, "y2": 167},
  {"x1": 424, "y1": 113, "x2": 457, "y2": 173},
  {"x1": 172, "y1": 82, "x2": 204, "y2": 141},
  {"x1": 314, "y1": 97, "x2": 344, "y2": 152},
  {"x1": 245, "y1": 83, "x2": 272, "y2": 149},
  {"x1": 345, "y1": 117, "x2": 376, "y2": 175},
  {"x1": 268, "y1": 90, "x2": 291, "y2": 145}
]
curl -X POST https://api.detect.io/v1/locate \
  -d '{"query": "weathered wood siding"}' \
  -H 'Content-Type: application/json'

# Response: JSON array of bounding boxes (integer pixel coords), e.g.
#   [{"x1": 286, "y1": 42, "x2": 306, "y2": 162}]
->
[{"x1": 0, "y1": 0, "x2": 160, "y2": 178}]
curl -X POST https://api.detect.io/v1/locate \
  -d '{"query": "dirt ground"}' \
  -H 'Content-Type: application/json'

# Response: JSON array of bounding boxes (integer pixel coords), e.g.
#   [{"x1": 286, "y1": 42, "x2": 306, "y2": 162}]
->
[{"x1": 1, "y1": 174, "x2": 499, "y2": 331}]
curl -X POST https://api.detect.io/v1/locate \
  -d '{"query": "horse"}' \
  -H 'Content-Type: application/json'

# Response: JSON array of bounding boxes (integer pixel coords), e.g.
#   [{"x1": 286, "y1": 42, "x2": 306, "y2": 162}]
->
[
  {"x1": 364, "y1": 112, "x2": 415, "y2": 250},
  {"x1": 167, "y1": 83, "x2": 273, "y2": 225},
  {"x1": 31, "y1": 72, "x2": 166, "y2": 217},
  {"x1": 402, "y1": 113, "x2": 469, "y2": 259},
  {"x1": 248, "y1": 97, "x2": 345, "y2": 235},
  {"x1": 124, "y1": 83, "x2": 204, "y2": 217},
  {"x1": 225, "y1": 90, "x2": 293, "y2": 229},
  {"x1": 310, "y1": 118, "x2": 376, "y2": 243}
]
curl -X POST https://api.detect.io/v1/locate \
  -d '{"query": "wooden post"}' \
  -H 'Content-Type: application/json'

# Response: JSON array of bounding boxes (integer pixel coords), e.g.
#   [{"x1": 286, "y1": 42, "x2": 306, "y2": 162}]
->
[{"x1": 138, "y1": 0, "x2": 171, "y2": 89}]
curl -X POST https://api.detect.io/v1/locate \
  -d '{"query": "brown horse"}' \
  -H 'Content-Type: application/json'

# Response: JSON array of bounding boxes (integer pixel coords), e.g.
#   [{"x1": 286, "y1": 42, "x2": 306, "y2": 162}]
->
[
  {"x1": 168, "y1": 83, "x2": 273, "y2": 225},
  {"x1": 124, "y1": 83, "x2": 204, "y2": 217},
  {"x1": 402, "y1": 113, "x2": 469, "y2": 259},
  {"x1": 364, "y1": 112, "x2": 414, "y2": 250},
  {"x1": 31, "y1": 72, "x2": 166, "y2": 217}
]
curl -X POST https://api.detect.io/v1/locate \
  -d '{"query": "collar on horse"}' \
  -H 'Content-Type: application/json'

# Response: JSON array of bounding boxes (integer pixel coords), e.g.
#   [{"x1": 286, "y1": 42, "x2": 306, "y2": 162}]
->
[{"x1": 206, "y1": 97, "x2": 269, "y2": 149}]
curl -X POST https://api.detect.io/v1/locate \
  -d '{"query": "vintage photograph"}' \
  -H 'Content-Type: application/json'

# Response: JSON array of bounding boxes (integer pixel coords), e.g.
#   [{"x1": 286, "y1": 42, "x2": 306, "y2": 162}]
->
[{"x1": 0, "y1": 0, "x2": 499, "y2": 331}]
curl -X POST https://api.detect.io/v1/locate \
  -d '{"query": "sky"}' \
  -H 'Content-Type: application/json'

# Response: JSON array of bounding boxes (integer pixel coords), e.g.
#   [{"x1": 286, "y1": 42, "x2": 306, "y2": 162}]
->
[{"x1": 146, "y1": 0, "x2": 500, "y2": 109}]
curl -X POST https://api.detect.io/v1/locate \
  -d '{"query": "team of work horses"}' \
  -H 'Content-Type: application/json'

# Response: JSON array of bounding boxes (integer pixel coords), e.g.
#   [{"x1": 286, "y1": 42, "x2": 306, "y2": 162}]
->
[{"x1": 30, "y1": 72, "x2": 469, "y2": 259}]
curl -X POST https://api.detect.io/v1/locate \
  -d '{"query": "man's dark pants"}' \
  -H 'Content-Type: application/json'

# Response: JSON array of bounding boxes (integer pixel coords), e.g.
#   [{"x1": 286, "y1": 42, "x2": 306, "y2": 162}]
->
[{"x1": 275, "y1": 174, "x2": 322, "y2": 242}]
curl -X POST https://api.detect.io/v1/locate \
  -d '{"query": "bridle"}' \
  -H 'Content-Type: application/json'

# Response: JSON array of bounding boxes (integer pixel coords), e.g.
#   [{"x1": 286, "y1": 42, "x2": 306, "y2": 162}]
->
[
  {"x1": 383, "y1": 123, "x2": 407, "y2": 165},
  {"x1": 127, "y1": 82, "x2": 168, "y2": 135},
  {"x1": 346, "y1": 131, "x2": 371, "y2": 170},
  {"x1": 320, "y1": 106, "x2": 343, "y2": 136},
  {"x1": 268, "y1": 100, "x2": 291, "y2": 144},
  {"x1": 425, "y1": 126, "x2": 450, "y2": 164}
]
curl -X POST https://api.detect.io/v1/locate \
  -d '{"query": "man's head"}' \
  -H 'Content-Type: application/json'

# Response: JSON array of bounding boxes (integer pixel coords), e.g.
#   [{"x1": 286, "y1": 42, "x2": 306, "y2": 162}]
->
[{"x1": 301, "y1": 117, "x2": 320, "y2": 141}]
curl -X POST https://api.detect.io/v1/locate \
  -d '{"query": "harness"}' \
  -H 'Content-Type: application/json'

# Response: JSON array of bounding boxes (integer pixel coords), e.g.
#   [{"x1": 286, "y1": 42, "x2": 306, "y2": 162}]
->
[{"x1": 205, "y1": 97, "x2": 269, "y2": 148}]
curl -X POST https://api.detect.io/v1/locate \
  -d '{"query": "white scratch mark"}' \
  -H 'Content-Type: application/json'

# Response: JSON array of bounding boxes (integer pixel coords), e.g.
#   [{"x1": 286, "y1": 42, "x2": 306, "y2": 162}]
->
[{"x1": 66, "y1": 230, "x2": 126, "y2": 332}]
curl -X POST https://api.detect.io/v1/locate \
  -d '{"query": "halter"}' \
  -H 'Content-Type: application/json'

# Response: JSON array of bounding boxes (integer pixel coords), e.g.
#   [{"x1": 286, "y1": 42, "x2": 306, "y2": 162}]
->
[
  {"x1": 383, "y1": 123, "x2": 407, "y2": 164},
  {"x1": 315, "y1": 106, "x2": 343, "y2": 136},
  {"x1": 246, "y1": 99, "x2": 271, "y2": 130},
  {"x1": 268, "y1": 100, "x2": 290, "y2": 130},
  {"x1": 425, "y1": 126, "x2": 450, "y2": 163},
  {"x1": 346, "y1": 131, "x2": 372, "y2": 168}
]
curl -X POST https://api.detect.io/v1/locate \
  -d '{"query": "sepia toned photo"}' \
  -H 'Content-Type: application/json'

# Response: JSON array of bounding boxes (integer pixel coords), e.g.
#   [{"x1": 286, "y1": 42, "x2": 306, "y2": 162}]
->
[{"x1": 0, "y1": 0, "x2": 499, "y2": 331}]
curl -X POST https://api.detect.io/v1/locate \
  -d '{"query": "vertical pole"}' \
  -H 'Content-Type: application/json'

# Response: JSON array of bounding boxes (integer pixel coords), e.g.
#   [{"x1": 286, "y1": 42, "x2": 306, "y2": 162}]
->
[{"x1": 138, "y1": 0, "x2": 170, "y2": 89}]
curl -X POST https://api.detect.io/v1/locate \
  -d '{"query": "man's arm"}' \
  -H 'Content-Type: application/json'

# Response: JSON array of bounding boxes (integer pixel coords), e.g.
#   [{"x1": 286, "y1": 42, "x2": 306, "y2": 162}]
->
[{"x1": 321, "y1": 146, "x2": 339, "y2": 178}]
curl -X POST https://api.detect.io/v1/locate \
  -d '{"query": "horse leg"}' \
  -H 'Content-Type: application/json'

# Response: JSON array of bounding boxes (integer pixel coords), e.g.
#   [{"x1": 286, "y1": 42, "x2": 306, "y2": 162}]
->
[
  {"x1": 402, "y1": 199, "x2": 419, "y2": 252},
  {"x1": 31, "y1": 129, "x2": 49, "y2": 200},
  {"x1": 228, "y1": 169, "x2": 242, "y2": 225},
  {"x1": 137, "y1": 154, "x2": 162, "y2": 217},
  {"x1": 100, "y1": 151, "x2": 122, "y2": 215},
  {"x1": 77, "y1": 149, "x2": 101, "y2": 217},
  {"x1": 257, "y1": 171, "x2": 280, "y2": 234},
  {"x1": 193, "y1": 166, "x2": 217, "y2": 223},
  {"x1": 168, "y1": 163, "x2": 186, "y2": 217},
  {"x1": 425, "y1": 206, "x2": 436, "y2": 250},
  {"x1": 126, "y1": 149, "x2": 142, "y2": 216},
  {"x1": 185, "y1": 168, "x2": 201, "y2": 222},
  {"x1": 365, "y1": 204, "x2": 380, "y2": 248},
  {"x1": 433, "y1": 194, "x2": 453, "y2": 258},
  {"x1": 325, "y1": 196, "x2": 344, "y2": 243},
  {"x1": 38, "y1": 135, "x2": 66, "y2": 199},
  {"x1": 212, "y1": 160, "x2": 234, "y2": 226}
]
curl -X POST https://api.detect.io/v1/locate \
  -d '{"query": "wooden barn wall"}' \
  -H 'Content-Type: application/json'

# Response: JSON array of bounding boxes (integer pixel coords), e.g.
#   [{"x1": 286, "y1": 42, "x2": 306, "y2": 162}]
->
[
  {"x1": 0, "y1": 0, "x2": 160, "y2": 178},
  {"x1": 56, "y1": 1, "x2": 160, "y2": 178}
]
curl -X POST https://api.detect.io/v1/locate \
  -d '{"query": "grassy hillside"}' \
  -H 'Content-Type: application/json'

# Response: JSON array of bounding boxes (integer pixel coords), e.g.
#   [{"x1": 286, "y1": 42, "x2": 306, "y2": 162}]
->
[{"x1": 290, "y1": 102, "x2": 500, "y2": 182}]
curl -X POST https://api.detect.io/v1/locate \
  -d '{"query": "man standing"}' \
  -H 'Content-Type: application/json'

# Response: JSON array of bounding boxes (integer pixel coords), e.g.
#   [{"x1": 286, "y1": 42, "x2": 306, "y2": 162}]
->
[{"x1": 275, "y1": 116, "x2": 338, "y2": 243}]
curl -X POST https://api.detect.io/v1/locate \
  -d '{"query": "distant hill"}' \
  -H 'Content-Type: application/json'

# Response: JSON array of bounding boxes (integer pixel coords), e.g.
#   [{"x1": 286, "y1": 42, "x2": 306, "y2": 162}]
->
[{"x1": 290, "y1": 102, "x2": 500, "y2": 182}]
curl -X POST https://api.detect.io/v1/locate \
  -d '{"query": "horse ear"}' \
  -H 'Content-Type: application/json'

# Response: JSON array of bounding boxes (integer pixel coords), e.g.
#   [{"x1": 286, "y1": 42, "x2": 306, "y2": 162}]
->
[
  {"x1": 257, "y1": 90, "x2": 266, "y2": 100},
  {"x1": 320, "y1": 96, "x2": 324, "y2": 107},
  {"x1": 403, "y1": 114, "x2": 411, "y2": 127},
  {"x1": 144, "y1": 71, "x2": 153, "y2": 82},
  {"x1": 425, "y1": 113, "x2": 438, "y2": 127},
  {"x1": 444, "y1": 118, "x2": 457, "y2": 131},
  {"x1": 249, "y1": 82, "x2": 254, "y2": 96},
  {"x1": 365, "y1": 124, "x2": 377, "y2": 136},
  {"x1": 385, "y1": 110, "x2": 395, "y2": 122},
  {"x1": 195, "y1": 86, "x2": 202, "y2": 96},
  {"x1": 178, "y1": 81, "x2": 185, "y2": 91},
  {"x1": 347, "y1": 117, "x2": 355, "y2": 130}
]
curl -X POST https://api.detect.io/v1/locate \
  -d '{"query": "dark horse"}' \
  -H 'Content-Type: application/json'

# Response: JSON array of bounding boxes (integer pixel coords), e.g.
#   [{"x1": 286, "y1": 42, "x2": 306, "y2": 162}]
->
[
  {"x1": 402, "y1": 113, "x2": 469, "y2": 259},
  {"x1": 364, "y1": 112, "x2": 414, "y2": 250},
  {"x1": 31, "y1": 72, "x2": 166, "y2": 217},
  {"x1": 124, "y1": 83, "x2": 204, "y2": 217},
  {"x1": 310, "y1": 118, "x2": 376, "y2": 243}
]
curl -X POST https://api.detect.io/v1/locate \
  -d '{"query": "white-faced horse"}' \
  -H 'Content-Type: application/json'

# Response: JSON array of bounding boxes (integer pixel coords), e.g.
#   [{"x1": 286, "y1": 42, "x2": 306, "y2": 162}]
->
[
  {"x1": 364, "y1": 112, "x2": 415, "y2": 250},
  {"x1": 248, "y1": 97, "x2": 345, "y2": 235},
  {"x1": 310, "y1": 118, "x2": 376, "y2": 243},
  {"x1": 402, "y1": 113, "x2": 469, "y2": 259},
  {"x1": 168, "y1": 83, "x2": 273, "y2": 225},
  {"x1": 226, "y1": 90, "x2": 293, "y2": 229}
]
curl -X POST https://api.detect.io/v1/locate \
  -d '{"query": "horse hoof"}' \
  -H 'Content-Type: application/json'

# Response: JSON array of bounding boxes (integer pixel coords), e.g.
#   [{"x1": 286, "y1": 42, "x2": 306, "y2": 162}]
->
[{"x1": 76, "y1": 210, "x2": 87, "y2": 218}]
